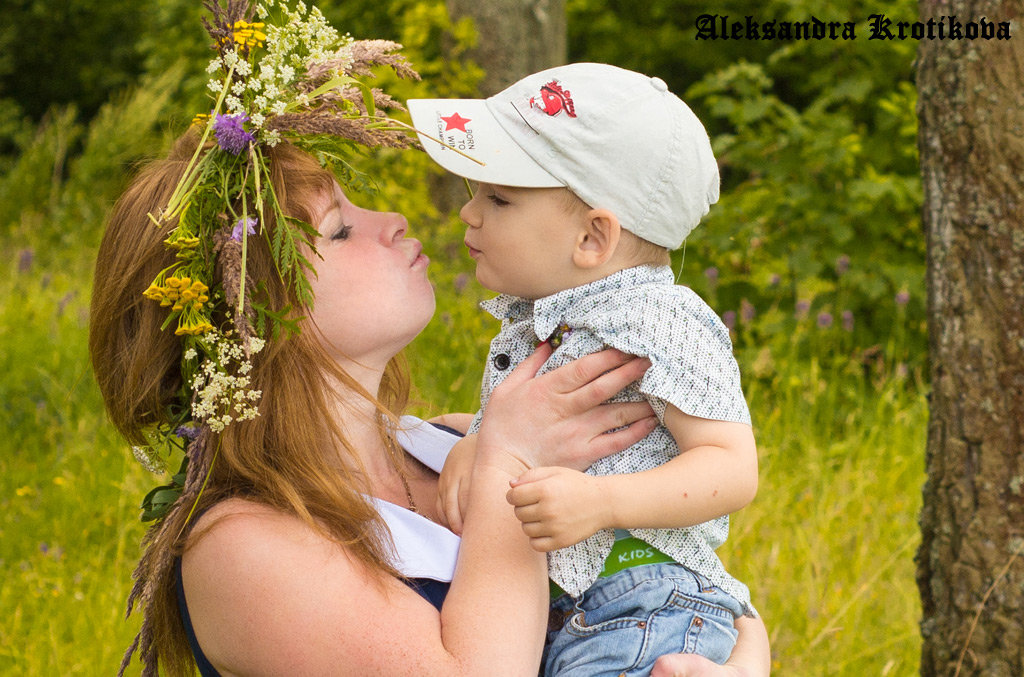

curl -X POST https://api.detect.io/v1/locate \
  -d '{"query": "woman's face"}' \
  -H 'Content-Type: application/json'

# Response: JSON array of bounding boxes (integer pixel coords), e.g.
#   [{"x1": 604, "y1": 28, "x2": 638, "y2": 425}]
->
[{"x1": 308, "y1": 182, "x2": 435, "y2": 368}]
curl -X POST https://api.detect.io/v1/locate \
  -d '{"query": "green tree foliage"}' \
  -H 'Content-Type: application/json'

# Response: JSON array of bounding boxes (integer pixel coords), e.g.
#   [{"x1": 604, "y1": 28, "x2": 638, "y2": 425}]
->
[
  {"x1": 570, "y1": 0, "x2": 924, "y2": 382},
  {"x1": 0, "y1": 0, "x2": 147, "y2": 122}
]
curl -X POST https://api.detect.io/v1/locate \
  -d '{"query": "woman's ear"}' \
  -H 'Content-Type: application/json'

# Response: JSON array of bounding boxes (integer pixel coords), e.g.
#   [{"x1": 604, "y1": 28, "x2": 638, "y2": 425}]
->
[{"x1": 572, "y1": 209, "x2": 621, "y2": 269}]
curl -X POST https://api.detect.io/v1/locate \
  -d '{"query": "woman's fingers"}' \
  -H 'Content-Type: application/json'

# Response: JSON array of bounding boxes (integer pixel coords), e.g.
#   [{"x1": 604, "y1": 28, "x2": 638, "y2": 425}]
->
[
  {"x1": 498, "y1": 342, "x2": 554, "y2": 388},
  {"x1": 543, "y1": 348, "x2": 636, "y2": 393},
  {"x1": 589, "y1": 401, "x2": 657, "y2": 436},
  {"x1": 567, "y1": 354, "x2": 651, "y2": 407}
]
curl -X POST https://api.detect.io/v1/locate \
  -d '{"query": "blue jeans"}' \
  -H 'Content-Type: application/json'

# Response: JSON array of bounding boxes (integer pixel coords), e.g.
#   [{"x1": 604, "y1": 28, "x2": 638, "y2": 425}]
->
[{"x1": 543, "y1": 563, "x2": 742, "y2": 676}]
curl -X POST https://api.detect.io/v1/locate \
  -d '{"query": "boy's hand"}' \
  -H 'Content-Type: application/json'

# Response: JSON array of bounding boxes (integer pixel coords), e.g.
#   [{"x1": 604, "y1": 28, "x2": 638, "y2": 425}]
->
[
  {"x1": 435, "y1": 434, "x2": 478, "y2": 534},
  {"x1": 506, "y1": 467, "x2": 606, "y2": 551}
]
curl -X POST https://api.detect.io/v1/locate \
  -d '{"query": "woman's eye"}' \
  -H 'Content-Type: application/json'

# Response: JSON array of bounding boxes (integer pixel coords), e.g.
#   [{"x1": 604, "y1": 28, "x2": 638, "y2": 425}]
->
[
  {"x1": 486, "y1": 193, "x2": 510, "y2": 207},
  {"x1": 331, "y1": 224, "x2": 353, "y2": 241}
]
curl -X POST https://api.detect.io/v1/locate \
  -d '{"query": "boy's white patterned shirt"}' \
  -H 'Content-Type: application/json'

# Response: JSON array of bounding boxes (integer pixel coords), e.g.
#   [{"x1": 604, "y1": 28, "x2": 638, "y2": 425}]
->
[{"x1": 468, "y1": 265, "x2": 755, "y2": 615}]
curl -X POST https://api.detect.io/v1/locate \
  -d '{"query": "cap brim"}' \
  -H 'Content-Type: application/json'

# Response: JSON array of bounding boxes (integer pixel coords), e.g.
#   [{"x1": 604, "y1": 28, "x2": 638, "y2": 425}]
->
[{"x1": 407, "y1": 98, "x2": 562, "y2": 188}]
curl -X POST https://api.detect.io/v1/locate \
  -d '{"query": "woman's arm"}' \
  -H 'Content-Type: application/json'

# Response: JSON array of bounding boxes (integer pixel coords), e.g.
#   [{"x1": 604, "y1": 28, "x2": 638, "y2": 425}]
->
[{"x1": 181, "y1": 347, "x2": 656, "y2": 676}]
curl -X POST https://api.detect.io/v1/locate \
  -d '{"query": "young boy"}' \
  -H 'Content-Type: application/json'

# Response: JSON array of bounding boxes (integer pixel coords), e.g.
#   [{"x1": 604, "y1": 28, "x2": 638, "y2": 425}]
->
[{"x1": 409, "y1": 63, "x2": 758, "y2": 673}]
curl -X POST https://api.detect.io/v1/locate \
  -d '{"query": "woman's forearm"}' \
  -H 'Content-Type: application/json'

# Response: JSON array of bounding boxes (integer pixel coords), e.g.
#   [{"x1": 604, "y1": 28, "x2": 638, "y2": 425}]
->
[{"x1": 440, "y1": 450, "x2": 548, "y2": 675}]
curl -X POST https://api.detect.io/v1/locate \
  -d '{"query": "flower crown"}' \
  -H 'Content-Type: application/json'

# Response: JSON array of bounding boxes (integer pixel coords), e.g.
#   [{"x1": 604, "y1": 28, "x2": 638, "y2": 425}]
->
[{"x1": 132, "y1": 0, "x2": 420, "y2": 521}]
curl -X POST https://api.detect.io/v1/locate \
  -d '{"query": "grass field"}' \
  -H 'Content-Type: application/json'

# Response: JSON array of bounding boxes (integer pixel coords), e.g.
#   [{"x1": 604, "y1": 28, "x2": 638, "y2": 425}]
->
[
  {"x1": 0, "y1": 235, "x2": 927, "y2": 675},
  {"x1": 0, "y1": 89, "x2": 929, "y2": 674}
]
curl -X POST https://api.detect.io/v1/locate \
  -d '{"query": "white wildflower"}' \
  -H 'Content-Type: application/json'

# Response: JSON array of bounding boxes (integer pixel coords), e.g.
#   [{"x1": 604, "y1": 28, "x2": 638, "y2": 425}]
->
[
  {"x1": 132, "y1": 445, "x2": 166, "y2": 474},
  {"x1": 184, "y1": 348, "x2": 197, "y2": 360}
]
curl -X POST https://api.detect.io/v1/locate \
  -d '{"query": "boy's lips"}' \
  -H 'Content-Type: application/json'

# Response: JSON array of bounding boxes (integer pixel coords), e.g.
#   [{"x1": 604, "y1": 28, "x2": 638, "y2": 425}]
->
[{"x1": 464, "y1": 240, "x2": 481, "y2": 258}]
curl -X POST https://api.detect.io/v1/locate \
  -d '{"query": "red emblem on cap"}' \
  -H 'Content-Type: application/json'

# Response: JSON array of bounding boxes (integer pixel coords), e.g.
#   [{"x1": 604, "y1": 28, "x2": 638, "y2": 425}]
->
[
  {"x1": 441, "y1": 112, "x2": 472, "y2": 132},
  {"x1": 529, "y1": 80, "x2": 576, "y2": 118}
]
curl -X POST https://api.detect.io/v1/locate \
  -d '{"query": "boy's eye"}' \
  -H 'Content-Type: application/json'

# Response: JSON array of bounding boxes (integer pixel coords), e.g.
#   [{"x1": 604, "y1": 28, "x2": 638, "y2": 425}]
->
[
  {"x1": 486, "y1": 193, "x2": 510, "y2": 207},
  {"x1": 331, "y1": 224, "x2": 353, "y2": 241}
]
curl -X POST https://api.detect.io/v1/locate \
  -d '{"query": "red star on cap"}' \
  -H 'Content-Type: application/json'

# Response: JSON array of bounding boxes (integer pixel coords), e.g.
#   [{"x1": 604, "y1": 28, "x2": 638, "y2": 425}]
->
[{"x1": 441, "y1": 112, "x2": 471, "y2": 132}]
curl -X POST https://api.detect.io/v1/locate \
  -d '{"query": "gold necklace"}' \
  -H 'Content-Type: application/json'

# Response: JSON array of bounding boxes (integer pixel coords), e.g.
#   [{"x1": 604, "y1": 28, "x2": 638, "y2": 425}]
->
[{"x1": 386, "y1": 439, "x2": 418, "y2": 514}]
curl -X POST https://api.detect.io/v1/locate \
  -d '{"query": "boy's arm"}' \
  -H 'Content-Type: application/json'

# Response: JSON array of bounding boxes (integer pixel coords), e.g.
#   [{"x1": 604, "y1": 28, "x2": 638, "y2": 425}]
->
[
  {"x1": 601, "y1": 404, "x2": 758, "y2": 530},
  {"x1": 506, "y1": 403, "x2": 757, "y2": 551},
  {"x1": 436, "y1": 433, "x2": 478, "y2": 534}
]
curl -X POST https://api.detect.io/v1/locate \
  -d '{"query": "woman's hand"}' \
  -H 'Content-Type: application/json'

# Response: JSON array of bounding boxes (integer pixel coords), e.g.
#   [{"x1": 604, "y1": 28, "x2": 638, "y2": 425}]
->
[
  {"x1": 652, "y1": 615, "x2": 771, "y2": 677},
  {"x1": 476, "y1": 344, "x2": 657, "y2": 471}
]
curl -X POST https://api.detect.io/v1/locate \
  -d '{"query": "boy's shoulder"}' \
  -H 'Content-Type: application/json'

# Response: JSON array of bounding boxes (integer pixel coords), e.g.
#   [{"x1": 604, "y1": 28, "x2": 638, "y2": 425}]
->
[{"x1": 566, "y1": 275, "x2": 734, "y2": 356}]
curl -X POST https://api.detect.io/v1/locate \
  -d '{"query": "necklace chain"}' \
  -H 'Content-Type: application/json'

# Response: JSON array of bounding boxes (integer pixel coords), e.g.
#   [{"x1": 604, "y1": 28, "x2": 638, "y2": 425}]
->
[{"x1": 386, "y1": 438, "x2": 418, "y2": 514}]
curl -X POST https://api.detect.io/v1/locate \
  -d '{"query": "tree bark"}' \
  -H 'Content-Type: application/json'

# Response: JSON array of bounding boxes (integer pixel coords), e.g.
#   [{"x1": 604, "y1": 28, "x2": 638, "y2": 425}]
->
[
  {"x1": 430, "y1": 0, "x2": 567, "y2": 213},
  {"x1": 916, "y1": 1, "x2": 1024, "y2": 675}
]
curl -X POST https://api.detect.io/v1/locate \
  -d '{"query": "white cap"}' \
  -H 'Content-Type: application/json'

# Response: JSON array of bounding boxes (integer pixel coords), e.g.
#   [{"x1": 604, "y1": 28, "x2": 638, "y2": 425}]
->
[{"x1": 407, "y1": 62, "x2": 719, "y2": 249}]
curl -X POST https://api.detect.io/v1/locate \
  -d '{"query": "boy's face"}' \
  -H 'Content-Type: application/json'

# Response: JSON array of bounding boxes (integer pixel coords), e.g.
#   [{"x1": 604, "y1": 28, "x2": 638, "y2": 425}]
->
[{"x1": 459, "y1": 184, "x2": 586, "y2": 299}]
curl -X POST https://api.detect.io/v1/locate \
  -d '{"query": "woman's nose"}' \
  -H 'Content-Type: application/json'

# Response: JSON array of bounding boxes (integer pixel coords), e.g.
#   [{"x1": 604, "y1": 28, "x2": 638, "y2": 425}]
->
[{"x1": 364, "y1": 207, "x2": 408, "y2": 242}]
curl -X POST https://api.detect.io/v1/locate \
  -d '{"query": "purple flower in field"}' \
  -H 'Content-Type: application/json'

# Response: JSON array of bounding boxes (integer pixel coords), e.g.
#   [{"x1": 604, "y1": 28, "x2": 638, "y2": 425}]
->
[
  {"x1": 795, "y1": 300, "x2": 810, "y2": 319},
  {"x1": 835, "y1": 254, "x2": 850, "y2": 276},
  {"x1": 214, "y1": 113, "x2": 255, "y2": 154},
  {"x1": 895, "y1": 290, "x2": 910, "y2": 307},
  {"x1": 722, "y1": 310, "x2": 736, "y2": 330},
  {"x1": 769, "y1": 273, "x2": 781, "y2": 287},
  {"x1": 18, "y1": 248, "x2": 33, "y2": 274},
  {"x1": 453, "y1": 272, "x2": 469, "y2": 294},
  {"x1": 842, "y1": 310, "x2": 854, "y2": 332},
  {"x1": 704, "y1": 267, "x2": 719, "y2": 286},
  {"x1": 817, "y1": 312, "x2": 833, "y2": 329},
  {"x1": 740, "y1": 299, "x2": 755, "y2": 324},
  {"x1": 232, "y1": 216, "x2": 258, "y2": 241}
]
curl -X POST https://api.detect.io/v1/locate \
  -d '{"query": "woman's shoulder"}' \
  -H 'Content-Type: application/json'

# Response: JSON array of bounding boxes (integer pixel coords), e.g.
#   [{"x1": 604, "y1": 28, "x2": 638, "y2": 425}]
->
[{"x1": 180, "y1": 498, "x2": 421, "y2": 674}]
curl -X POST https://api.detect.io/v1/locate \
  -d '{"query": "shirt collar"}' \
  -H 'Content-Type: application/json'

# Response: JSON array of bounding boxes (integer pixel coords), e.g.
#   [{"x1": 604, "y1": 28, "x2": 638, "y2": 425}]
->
[{"x1": 480, "y1": 265, "x2": 675, "y2": 340}]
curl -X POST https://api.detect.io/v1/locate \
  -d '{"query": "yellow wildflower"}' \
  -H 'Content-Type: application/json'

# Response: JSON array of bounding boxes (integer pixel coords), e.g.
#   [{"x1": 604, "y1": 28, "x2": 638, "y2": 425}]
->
[
  {"x1": 228, "y1": 21, "x2": 266, "y2": 48},
  {"x1": 165, "y1": 235, "x2": 201, "y2": 250},
  {"x1": 192, "y1": 113, "x2": 211, "y2": 127},
  {"x1": 143, "y1": 284, "x2": 164, "y2": 301}
]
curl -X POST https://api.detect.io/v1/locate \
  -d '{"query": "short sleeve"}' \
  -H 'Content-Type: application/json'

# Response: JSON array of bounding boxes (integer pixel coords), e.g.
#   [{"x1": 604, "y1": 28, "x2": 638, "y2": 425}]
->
[{"x1": 595, "y1": 287, "x2": 751, "y2": 425}]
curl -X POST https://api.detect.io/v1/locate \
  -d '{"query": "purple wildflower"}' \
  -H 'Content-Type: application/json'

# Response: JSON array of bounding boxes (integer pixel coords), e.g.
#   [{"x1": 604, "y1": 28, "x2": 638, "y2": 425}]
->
[
  {"x1": 817, "y1": 312, "x2": 833, "y2": 329},
  {"x1": 722, "y1": 310, "x2": 736, "y2": 330},
  {"x1": 835, "y1": 254, "x2": 850, "y2": 276},
  {"x1": 769, "y1": 273, "x2": 781, "y2": 287},
  {"x1": 453, "y1": 272, "x2": 469, "y2": 294},
  {"x1": 795, "y1": 300, "x2": 810, "y2": 319},
  {"x1": 704, "y1": 267, "x2": 719, "y2": 285},
  {"x1": 232, "y1": 216, "x2": 258, "y2": 241},
  {"x1": 895, "y1": 290, "x2": 910, "y2": 307},
  {"x1": 842, "y1": 310, "x2": 854, "y2": 332},
  {"x1": 213, "y1": 113, "x2": 255, "y2": 155},
  {"x1": 740, "y1": 299, "x2": 755, "y2": 324},
  {"x1": 174, "y1": 424, "x2": 200, "y2": 441},
  {"x1": 18, "y1": 249, "x2": 33, "y2": 274}
]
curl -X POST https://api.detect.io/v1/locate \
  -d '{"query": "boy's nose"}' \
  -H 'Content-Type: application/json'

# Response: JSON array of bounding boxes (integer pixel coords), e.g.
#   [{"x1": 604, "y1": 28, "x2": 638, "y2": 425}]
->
[{"x1": 459, "y1": 197, "x2": 481, "y2": 228}]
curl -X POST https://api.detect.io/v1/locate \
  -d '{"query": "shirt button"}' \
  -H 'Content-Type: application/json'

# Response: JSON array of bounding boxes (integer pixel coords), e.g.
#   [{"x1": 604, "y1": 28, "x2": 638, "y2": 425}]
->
[{"x1": 493, "y1": 353, "x2": 511, "y2": 370}]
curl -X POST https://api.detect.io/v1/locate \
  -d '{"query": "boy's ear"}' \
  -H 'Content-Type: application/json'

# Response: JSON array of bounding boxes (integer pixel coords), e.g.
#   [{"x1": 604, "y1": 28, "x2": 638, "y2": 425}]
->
[{"x1": 573, "y1": 208, "x2": 621, "y2": 269}]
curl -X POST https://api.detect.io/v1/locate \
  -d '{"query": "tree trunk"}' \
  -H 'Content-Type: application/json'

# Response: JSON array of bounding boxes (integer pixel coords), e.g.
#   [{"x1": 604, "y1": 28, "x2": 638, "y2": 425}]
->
[
  {"x1": 916, "y1": 2, "x2": 1024, "y2": 675},
  {"x1": 430, "y1": 0, "x2": 567, "y2": 213}
]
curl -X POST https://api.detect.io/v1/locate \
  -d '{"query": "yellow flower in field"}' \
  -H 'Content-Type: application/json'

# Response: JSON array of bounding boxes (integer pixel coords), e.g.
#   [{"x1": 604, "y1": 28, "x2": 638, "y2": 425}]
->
[
  {"x1": 192, "y1": 113, "x2": 211, "y2": 127},
  {"x1": 16, "y1": 486, "x2": 34, "y2": 497},
  {"x1": 53, "y1": 477, "x2": 67, "y2": 486}
]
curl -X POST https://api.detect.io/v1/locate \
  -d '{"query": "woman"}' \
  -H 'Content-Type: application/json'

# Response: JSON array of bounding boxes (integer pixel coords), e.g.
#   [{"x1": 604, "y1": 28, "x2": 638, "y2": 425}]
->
[{"x1": 90, "y1": 4, "x2": 769, "y2": 674}]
